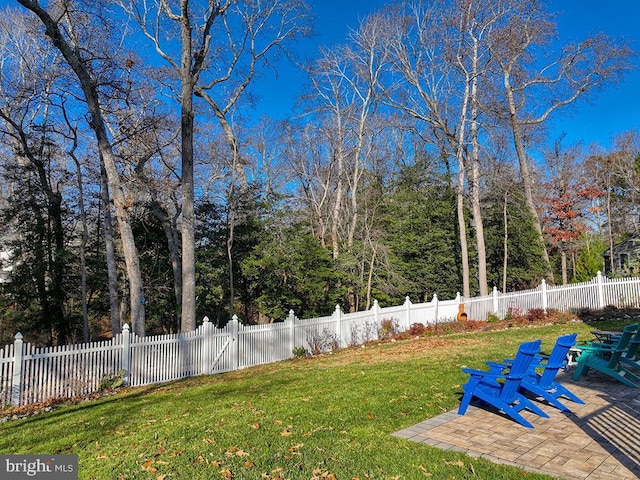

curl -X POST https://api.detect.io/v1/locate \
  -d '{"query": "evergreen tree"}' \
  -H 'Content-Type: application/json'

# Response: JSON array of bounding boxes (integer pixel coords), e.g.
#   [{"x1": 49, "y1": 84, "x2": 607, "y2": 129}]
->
[
  {"x1": 483, "y1": 184, "x2": 547, "y2": 291},
  {"x1": 242, "y1": 213, "x2": 343, "y2": 322},
  {"x1": 380, "y1": 161, "x2": 462, "y2": 302}
]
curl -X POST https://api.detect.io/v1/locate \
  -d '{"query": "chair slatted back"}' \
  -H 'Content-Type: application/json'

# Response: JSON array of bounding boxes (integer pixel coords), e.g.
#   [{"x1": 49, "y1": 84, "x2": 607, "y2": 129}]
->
[
  {"x1": 607, "y1": 323, "x2": 638, "y2": 367},
  {"x1": 624, "y1": 327, "x2": 640, "y2": 359},
  {"x1": 501, "y1": 340, "x2": 541, "y2": 403},
  {"x1": 538, "y1": 333, "x2": 577, "y2": 387}
]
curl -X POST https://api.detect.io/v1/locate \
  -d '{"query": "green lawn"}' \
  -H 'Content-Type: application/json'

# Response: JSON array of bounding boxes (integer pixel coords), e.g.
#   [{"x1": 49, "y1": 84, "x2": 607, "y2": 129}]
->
[{"x1": 0, "y1": 321, "x2": 617, "y2": 479}]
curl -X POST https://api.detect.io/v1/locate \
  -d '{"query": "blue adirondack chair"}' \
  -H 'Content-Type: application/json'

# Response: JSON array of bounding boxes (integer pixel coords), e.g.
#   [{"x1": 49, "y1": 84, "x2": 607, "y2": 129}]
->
[
  {"x1": 458, "y1": 339, "x2": 550, "y2": 428},
  {"x1": 487, "y1": 333, "x2": 584, "y2": 412},
  {"x1": 573, "y1": 323, "x2": 640, "y2": 388}
]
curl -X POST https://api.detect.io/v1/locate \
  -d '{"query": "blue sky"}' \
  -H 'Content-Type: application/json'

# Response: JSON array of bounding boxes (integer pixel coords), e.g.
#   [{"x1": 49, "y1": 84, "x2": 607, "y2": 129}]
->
[
  {"x1": 256, "y1": 0, "x2": 640, "y2": 151},
  {"x1": 4, "y1": 0, "x2": 638, "y2": 150}
]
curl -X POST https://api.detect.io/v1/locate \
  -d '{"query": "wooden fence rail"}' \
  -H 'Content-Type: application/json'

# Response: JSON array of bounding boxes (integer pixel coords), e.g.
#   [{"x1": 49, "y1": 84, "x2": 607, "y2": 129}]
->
[{"x1": 2, "y1": 272, "x2": 639, "y2": 407}]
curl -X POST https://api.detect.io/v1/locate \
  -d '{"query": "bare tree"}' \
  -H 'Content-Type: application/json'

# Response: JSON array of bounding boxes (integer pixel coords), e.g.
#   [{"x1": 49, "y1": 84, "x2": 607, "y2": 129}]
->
[
  {"x1": 119, "y1": 0, "x2": 311, "y2": 330},
  {"x1": 445, "y1": 0, "x2": 508, "y2": 296},
  {"x1": 385, "y1": 1, "x2": 474, "y2": 296},
  {"x1": 488, "y1": 0, "x2": 635, "y2": 283},
  {"x1": 17, "y1": 0, "x2": 147, "y2": 336}
]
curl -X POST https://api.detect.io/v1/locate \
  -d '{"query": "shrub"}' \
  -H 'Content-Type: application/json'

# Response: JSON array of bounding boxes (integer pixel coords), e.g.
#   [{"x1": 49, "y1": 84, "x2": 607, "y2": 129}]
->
[
  {"x1": 292, "y1": 346, "x2": 308, "y2": 358},
  {"x1": 378, "y1": 318, "x2": 400, "y2": 339},
  {"x1": 526, "y1": 308, "x2": 546, "y2": 322},
  {"x1": 486, "y1": 313, "x2": 500, "y2": 323},
  {"x1": 99, "y1": 369, "x2": 125, "y2": 391},
  {"x1": 409, "y1": 323, "x2": 425, "y2": 335},
  {"x1": 306, "y1": 329, "x2": 340, "y2": 355}
]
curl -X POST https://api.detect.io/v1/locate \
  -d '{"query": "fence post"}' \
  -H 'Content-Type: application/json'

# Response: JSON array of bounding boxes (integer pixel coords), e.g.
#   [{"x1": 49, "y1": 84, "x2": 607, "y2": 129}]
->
[
  {"x1": 372, "y1": 300, "x2": 380, "y2": 326},
  {"x1": 333, "y1": 305, "x2": 342, "y2": 347},
  {"x1": 404, "y1": 296, "x2": 411, "y2": 330},
  {"x1": 201, "y1": 317, "x2": 213, "y2": 375},
  {"x1": 432, "y1": 294, "x2": 439, "y2": 325},
  {"x1": 121, "y1": 324, "x2": 131, "y2": 386},
  {"x1": 541, "y1": 279, "x2": 548, "y2": 313},
  {"x1": 11, "y1": 333, "x2": 24, "y2": 406},
  {"x1": 492, "y1": 287, "x2": 499, "y2": 316},
  {"x1": 596, "y1": 271, "x2": 605, "y2": 309},
  {"x1": 229, "y1": 315, "x2": 239, "y2": 371},
  {"x1": 288, "y1": 310, "x2": 296, "y2": 356}
]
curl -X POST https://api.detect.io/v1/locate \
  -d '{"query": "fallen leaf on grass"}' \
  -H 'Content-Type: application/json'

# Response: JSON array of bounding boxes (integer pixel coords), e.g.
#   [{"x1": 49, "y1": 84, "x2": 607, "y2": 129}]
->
[
  {"x1": 311, "y1": 470, "x2": 337, "y2": 480},
  {"x1": 445, "y1": 460, "x2": 465, "y2": 467},
  {"x1": 219, "y1": 468, "x2": 233, "y2": 479},
  {"x1": 418, "y1": 465, "x2": 432, "y2": 477},
  {"x1": 141, "y1": 459, "x2": 157, "y2": 473},
  {"x1": 366, "y1": 412, "x2": 375, "y2": 420}
]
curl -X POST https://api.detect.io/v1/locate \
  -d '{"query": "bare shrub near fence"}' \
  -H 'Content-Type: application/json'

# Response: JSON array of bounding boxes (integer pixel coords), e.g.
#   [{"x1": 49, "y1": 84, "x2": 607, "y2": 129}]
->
[
  {"x1": 378, "y1": 318, "x2": 400, "y2": 339},
  {"x1": 349, "y1": 321, "x2": 377, "y2": 346},
  {"x1": 306, "y1": 329, "x2": 340, "y2": 355}
]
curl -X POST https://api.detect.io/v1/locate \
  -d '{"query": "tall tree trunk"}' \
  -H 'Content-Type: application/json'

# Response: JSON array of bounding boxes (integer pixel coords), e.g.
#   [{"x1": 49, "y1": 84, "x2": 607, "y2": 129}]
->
[
  {"x1": 502, "y1": 191, "x2": 509, "y2": 294},
  {"x1": 469, "y1": 43, "x2": 488, "y2": 296},
  {"x1": 606, "y1": 175, "x2": 616, "y2": 275},
  {"x1": 179, "y1": 1, "x2": 197, "y2": 332},
  {"x1": 332, "y1": 147, "x2": 345, "y2": 261},
  {"x1": 503, "y1": 71, "x2": 554, "y2": 284},
  {"x1": 453, "y1": 79, "x2": 471, "y2": 298},
  {"x1": 456, "y1": 174, "x2": 470, "y2": 298},
  {"x1": 101, "y1": 165, "x2": 122, "y2": 335},
  {"x1": 151, "y1": 201, "x2": 182, "y2": 313},
  {"x1": 72, "y1": 153, "x2": 89, "y2": 342}
]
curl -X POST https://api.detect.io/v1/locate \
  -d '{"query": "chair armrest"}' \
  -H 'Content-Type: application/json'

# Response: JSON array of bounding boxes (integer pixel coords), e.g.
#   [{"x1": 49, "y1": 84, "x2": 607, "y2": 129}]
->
[
  {"x1": 575, "y1": 344, "x2": 613, "y2": 353},
  {"x1": 462, "y1": 368, "x2": 502, "y2": 380},
  {"x1": 485, "y1": 361, "x2": 509, "y2": 374},
  {"x1": 462, "y1": 368, "x2": 524, "y2": 382},
  {"x1": 586, "y1": 341, "x2": 615, "y2": 349}
]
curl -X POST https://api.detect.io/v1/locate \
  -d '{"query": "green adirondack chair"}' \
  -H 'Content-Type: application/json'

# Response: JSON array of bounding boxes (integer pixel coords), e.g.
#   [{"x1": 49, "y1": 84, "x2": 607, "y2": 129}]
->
[
  {"x1": 488, "y1": 333, "x2": 584, "y2": 412},
  {"x1": 573, "y1": 323, "x2": 640, "y2": 388},
  {"x1": 459, "y1": 339, "x2": 549, "y2": 428},
  {"x1": 609, "y1": 326, "x2": 640, "y2": 372}
]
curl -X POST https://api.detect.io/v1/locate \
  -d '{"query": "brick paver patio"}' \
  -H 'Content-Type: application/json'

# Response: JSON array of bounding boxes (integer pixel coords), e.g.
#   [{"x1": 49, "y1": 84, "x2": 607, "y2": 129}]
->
[{"x1": 393, "y1": 370, "x2": 640, "y2": 479}]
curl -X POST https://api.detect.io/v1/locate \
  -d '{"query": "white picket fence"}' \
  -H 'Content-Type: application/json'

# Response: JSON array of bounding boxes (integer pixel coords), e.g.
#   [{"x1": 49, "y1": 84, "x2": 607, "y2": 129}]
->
[{"x1": 1, "y1": 272, "x2": 640, "y2": 408}]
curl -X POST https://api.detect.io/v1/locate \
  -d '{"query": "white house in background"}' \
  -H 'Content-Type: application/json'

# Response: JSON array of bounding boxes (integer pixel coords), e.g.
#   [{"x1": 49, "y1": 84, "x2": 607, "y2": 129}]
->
[{"x1": 0, "y1": 249, "x2": 12, "y2": 283}]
